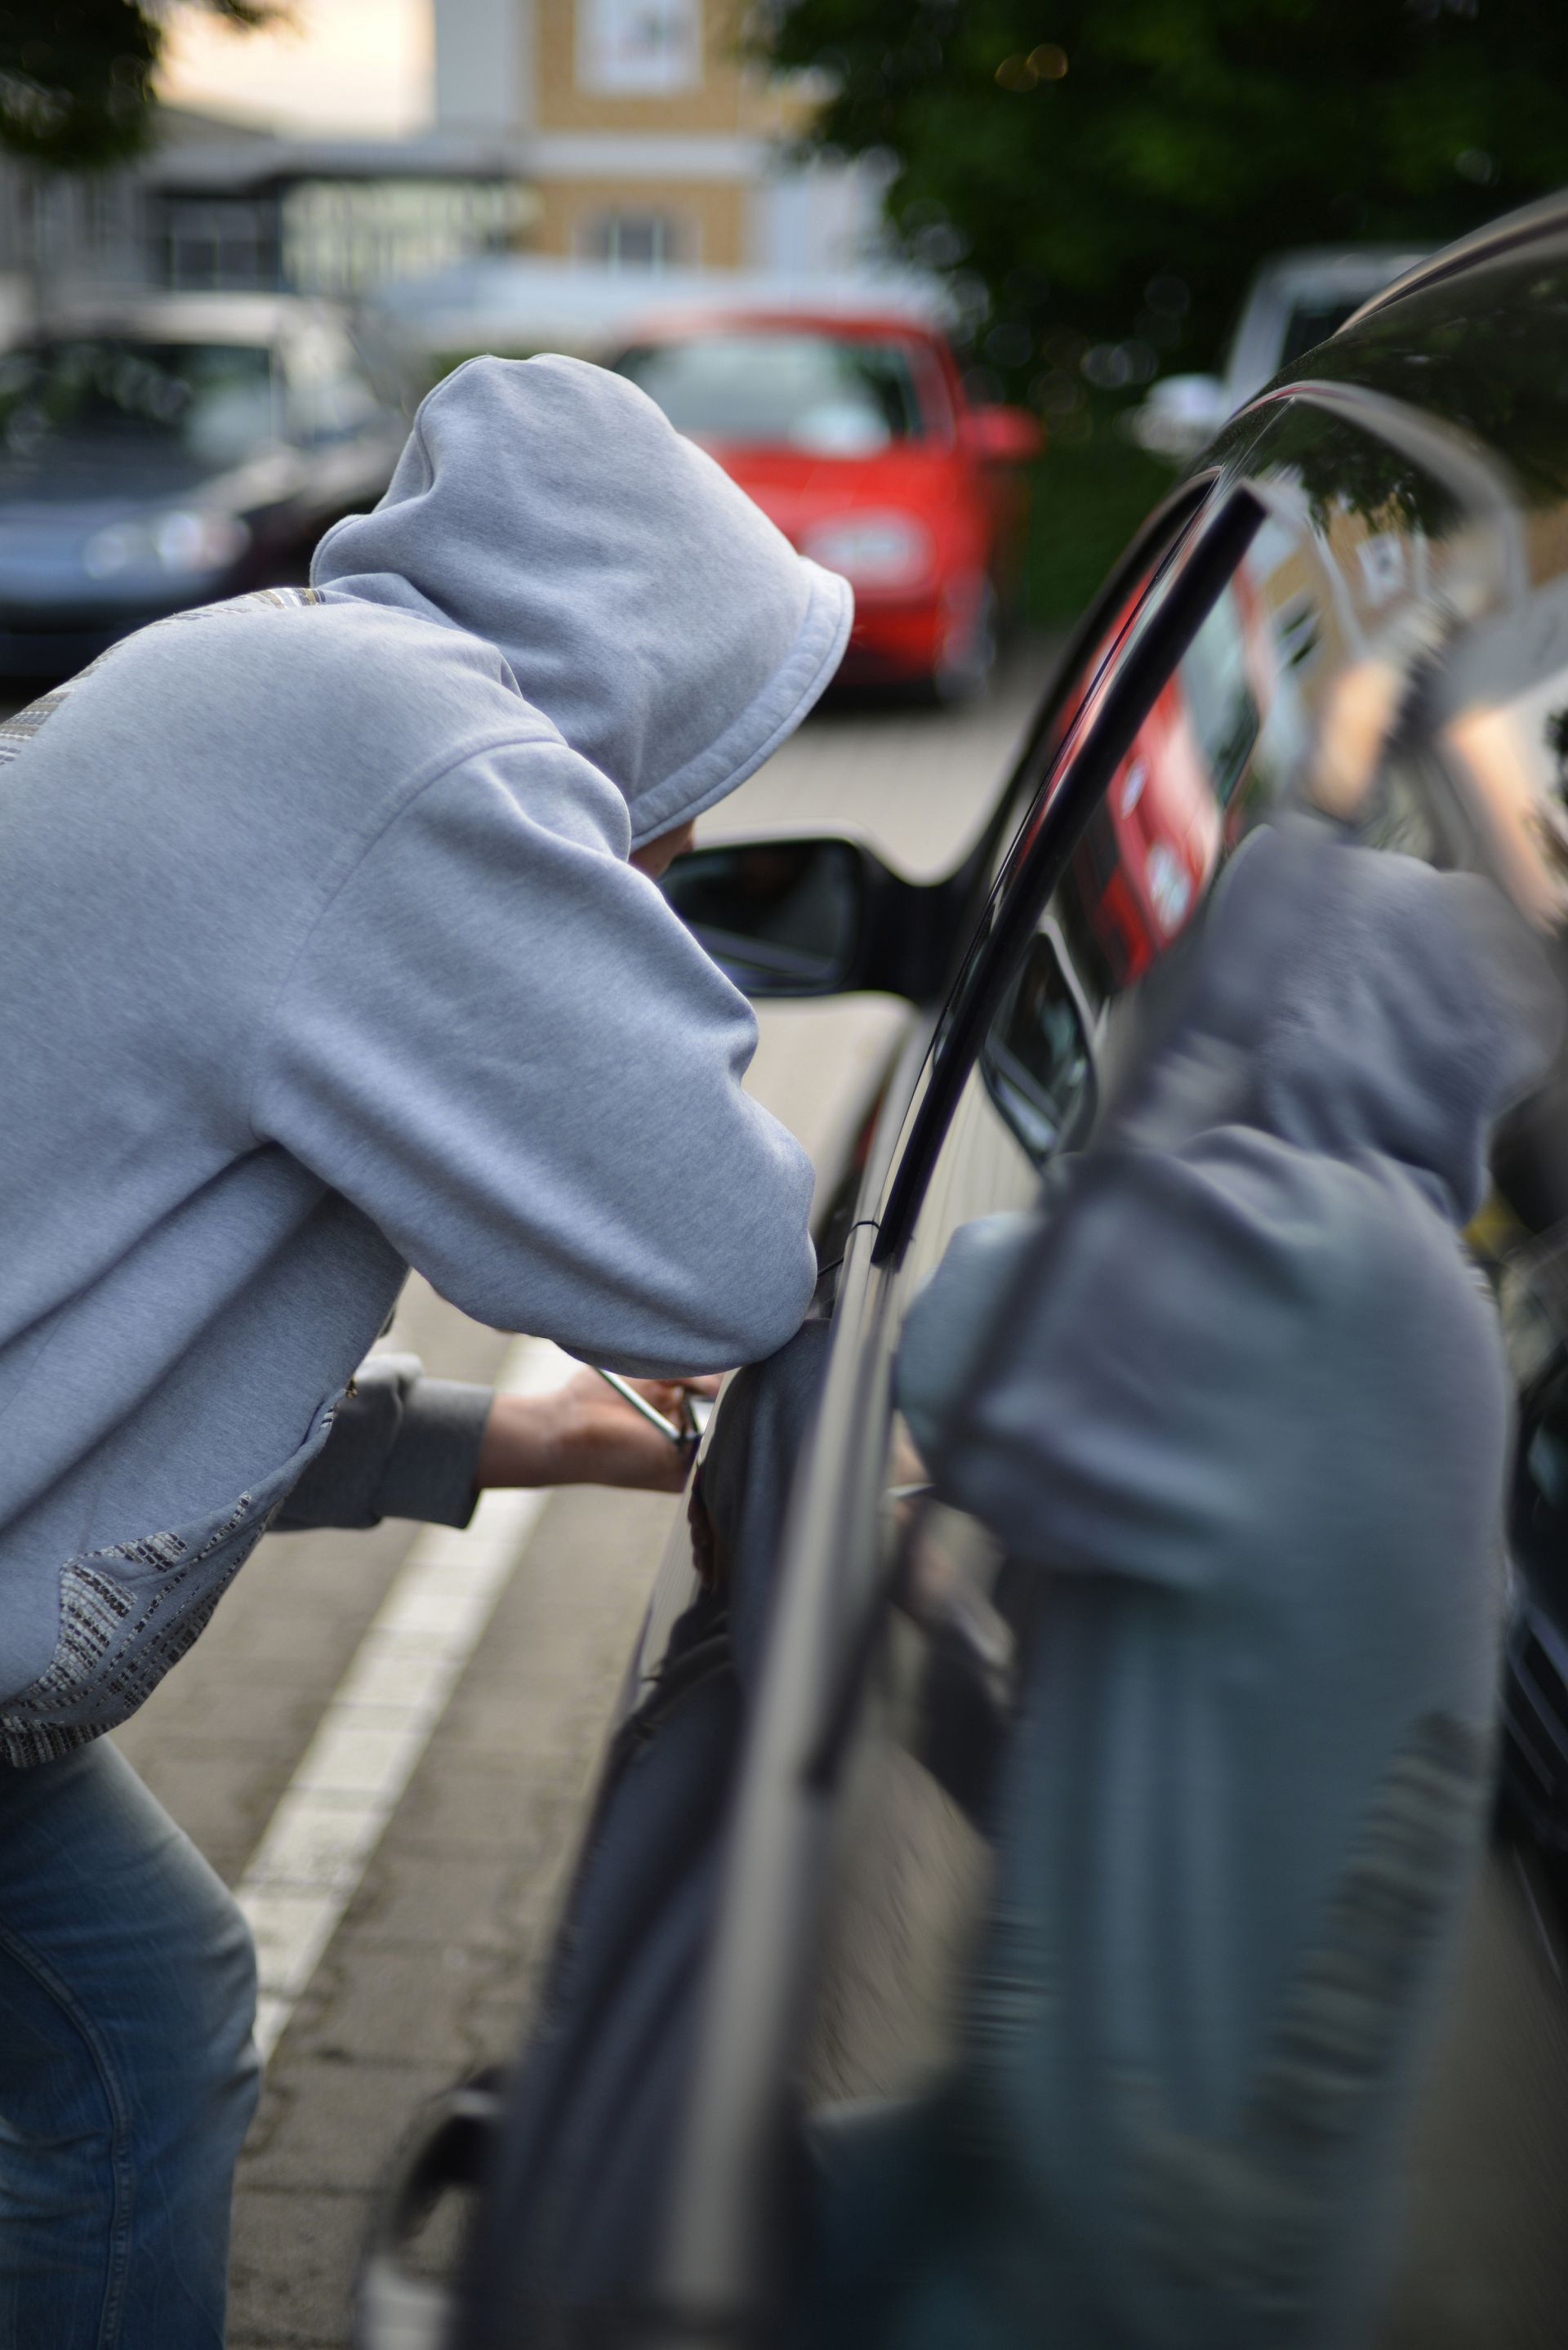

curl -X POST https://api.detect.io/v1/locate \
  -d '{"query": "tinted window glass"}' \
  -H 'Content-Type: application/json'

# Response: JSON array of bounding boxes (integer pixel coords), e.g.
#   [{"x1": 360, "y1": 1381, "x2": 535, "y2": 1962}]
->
[
  {"x1": 1054, "y1": 564, "x2": 1291, "y2": 995},
  {"x1": 615, "y1": 332, "x2": 927, "y2": 453},
  {"x1": 1183, "y1": 586, "x2": 1263, "y2": 804},
  {"x1": 1228, "y1": 402, "x2": 1477, "y2": 622},
  {"x1": 980, "y1": 925, "x2": 1095, "y2": 1165}
]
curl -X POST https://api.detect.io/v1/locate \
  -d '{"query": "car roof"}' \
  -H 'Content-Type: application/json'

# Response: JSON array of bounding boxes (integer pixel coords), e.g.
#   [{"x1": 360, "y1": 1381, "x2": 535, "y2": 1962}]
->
[
  {"x1": 17, "y1": 292, "x2": 351, "y2": 346},
  {"x1": 1245, "y1": 244, "x2": 1436, "y2": 301},
  {"x1": 1343, "y1": 187, "x2": 1568, "y2": 329},
  {"x1": 614, "y1": 308, "x2": 944, "y2": 348}
]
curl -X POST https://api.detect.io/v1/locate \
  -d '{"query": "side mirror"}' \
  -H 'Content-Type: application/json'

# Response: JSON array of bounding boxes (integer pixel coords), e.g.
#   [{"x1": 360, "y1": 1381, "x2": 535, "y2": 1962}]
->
[
  {"x1": 658, "y1": 835, "x2": 956, "y2": 1002},
  {"x1": 963, "y1": 404, "x2": 1044, "y2": 465},
  {"x1": 1126, "y1": 373, "x2": 1231, "y2": 460}
]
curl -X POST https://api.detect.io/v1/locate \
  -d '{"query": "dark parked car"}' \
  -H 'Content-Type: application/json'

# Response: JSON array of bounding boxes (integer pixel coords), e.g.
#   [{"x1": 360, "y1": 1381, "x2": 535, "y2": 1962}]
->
[
  {"x1": 359, "y1": 192, "x2": 1568, "y2": 2345},
  {"x1": 0, "y1": 293, "x2": 405, "y2": 674}
]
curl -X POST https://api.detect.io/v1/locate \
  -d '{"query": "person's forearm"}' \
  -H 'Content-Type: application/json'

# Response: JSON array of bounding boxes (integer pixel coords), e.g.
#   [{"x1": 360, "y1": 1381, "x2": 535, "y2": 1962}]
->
[
  {"x1": 477, "y1": 1370, "x2": 716, "y2": 1496},
  {"x1": 474, "y1": 1389, "x2": 569, "y2": 1487}
]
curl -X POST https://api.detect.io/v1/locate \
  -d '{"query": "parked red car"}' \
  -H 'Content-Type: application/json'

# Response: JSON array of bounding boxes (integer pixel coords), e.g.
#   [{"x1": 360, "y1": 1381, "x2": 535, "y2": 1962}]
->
[{"x1": 608, "y1": 310, "x2": 1040, "y2": 697}]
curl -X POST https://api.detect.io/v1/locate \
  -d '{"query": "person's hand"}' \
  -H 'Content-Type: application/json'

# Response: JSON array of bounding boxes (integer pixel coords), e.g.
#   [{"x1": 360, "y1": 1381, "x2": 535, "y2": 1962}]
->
[{"x1": 476, "y1": 1371, "x2": 722, "y2": 1495}]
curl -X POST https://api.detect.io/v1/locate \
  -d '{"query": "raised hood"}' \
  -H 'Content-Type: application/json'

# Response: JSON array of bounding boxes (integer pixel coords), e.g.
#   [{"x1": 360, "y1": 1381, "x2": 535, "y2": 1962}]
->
[{"x1": 311, "y1": 354, "x2": 853, "y2": 846}]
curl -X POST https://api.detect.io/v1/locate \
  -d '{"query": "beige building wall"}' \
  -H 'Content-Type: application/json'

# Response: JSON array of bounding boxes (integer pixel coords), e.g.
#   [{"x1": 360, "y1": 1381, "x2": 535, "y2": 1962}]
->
[
  {"x1": 533, "y1": 176, "x2": 747, "y2": 267},
  {"x1": 433, "y1": 0, "x2": 865, "y2": 277},
  {"x1": 527, "y1": 0, "x2": 811, "y2": 264},
  {"x1": 536, "y1": 0, "x2": 781, "y2": 136}
]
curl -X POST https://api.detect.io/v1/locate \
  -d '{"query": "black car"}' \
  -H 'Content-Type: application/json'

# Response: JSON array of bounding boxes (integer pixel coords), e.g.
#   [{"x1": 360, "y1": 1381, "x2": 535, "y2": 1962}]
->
[
  {"x1": 0, "y1": 293, "x2": 406, "y2": 674},
  {"x1": 359, "y1": 192, "x2": 1568, "y2": 2346}
]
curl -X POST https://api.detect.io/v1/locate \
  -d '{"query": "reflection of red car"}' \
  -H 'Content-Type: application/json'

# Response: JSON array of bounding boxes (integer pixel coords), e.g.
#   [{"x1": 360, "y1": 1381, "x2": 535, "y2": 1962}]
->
[
  {"x1": 1064, "y1": 570, "x2": 1273, "y2": 986},
  {"x1": 1085, "y1": 678, "x2": 1223, "y2": 984},
  {"x1": 608, "y1": 311, "x2": 1040, "y2": 698}
]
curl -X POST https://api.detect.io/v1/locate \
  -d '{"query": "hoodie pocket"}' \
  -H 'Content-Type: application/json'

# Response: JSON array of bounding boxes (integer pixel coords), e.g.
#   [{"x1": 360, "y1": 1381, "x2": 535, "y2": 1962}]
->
[{"x1": 0, "y1": 1398, "x2": 337, "y2": 1768}]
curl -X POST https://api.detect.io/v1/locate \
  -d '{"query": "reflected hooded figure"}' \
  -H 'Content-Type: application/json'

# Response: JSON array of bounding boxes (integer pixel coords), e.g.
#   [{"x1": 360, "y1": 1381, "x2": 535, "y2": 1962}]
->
[{"x1": 845, "y1": 821, "x2": 1561, "y2": 2348}]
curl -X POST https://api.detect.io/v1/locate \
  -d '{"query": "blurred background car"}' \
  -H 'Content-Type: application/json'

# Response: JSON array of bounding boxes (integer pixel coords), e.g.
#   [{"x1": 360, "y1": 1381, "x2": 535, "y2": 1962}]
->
[
  {"x1": 0, "y1": 292, "x2": 405, "y2": 675},
  {"x1": 1129, "y1": 244, "x2": 1432, "y2": 462},
  {"x1": 608, "y1": 310, "x2": 1040, "y2": 700}
]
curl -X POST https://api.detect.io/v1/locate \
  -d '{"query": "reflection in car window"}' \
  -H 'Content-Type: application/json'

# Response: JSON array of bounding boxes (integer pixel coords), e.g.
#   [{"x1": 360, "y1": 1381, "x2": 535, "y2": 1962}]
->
[
  {"x1": 0, "y1": 339, "x2": 276, "y2": 468},
  {"x1": 1441, "y1": 571, "x2": 1568, "y2": 933},
  {"x1": 1223, "y1": 400, "x2": 1500, "y2": 640},
  {"x1": 980, "y1": 926, "x2": 1094, "y2": 1166},
  {"x1": 1183, "y1": 585, "x2": 1263, "y2": 805},
  {"x1": 1300, "y1": 251, "x2": 1568, "y2": 548},
  {"x1": 1054, "y1": 571, "x2": 1281, "y2": 993},
  {"x1": 615, "y1": 332, "x2": 927, "y2": 454}
]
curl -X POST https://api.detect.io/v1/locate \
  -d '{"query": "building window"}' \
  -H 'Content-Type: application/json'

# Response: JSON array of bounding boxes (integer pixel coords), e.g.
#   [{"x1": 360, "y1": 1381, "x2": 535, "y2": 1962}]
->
[
  {"x1": 158, "y1": 197, "x2": 280, "y2": 292},
  {"x1": 577, "y1": 209, "x2": 688, "y2": 268},
  {"x1": 577, "y1": 0, "x2": 702, "y2": 94}
]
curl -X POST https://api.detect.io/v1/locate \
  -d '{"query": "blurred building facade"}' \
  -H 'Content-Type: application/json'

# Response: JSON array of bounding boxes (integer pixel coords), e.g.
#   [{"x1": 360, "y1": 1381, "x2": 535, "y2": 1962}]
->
[
  {"x1": 433, "y1": 0, "x2": 875, "y2": 277},
  {"x1": 0, "y1": 104, "x2": 534, "y2": 315},
  {"x1": 0, "y1": 2, "x2": 875, "y2": 335}
]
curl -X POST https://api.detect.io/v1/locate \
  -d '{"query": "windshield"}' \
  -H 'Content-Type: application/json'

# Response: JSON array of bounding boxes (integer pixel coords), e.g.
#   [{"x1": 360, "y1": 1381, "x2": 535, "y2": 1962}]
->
[
  {"x1": 614, "y1": 332, "x2": 929, "y2": 454},
  {"x1": 0, "y1": 338, "x2": 277, "y2": 467},
  {"x1": 1278, "y1": 297, "x2": 1365, "y2": 368}
]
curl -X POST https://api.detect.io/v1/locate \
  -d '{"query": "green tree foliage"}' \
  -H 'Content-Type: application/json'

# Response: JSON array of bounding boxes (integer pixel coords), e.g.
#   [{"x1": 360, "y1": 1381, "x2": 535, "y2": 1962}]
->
[
  {"x1": 764, "y1": 0, "x2": 1568, "y2": 397},
  {"x1": 0, "y1": 1, "x2": 282, "y2": 171}
]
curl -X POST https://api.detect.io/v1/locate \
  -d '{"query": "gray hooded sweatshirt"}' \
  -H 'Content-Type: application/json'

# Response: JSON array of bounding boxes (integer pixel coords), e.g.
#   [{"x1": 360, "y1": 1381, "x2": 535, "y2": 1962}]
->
[
  {"x1": 875, "y1": 824, "x2": 1560, "y2": 2348},
  {"x1": 0, "y1": 353, "x2": 851, "y2": 1768}
]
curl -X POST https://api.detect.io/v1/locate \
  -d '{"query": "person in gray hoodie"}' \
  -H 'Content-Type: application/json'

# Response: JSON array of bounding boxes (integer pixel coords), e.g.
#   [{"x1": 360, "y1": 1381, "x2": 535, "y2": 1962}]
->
[{"x1": 0, "y1": 353, "x2": 849, "y2": 2348}]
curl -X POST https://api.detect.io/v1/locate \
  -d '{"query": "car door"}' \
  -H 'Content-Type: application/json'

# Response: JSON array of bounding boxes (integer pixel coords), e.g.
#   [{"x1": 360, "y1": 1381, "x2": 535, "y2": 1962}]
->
[{"x1": 652, "y1": 380, "x2": 1526, "y2": 2339}]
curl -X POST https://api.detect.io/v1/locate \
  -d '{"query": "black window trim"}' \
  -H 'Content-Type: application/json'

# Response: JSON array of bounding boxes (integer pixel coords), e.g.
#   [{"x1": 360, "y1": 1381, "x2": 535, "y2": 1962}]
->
[
  {"x1": 960, "y1": 470, "x2": 1220, "y2": 888},
  {"x1": 875, "y1": 482, "x2": 1267, "y2": 1264}
]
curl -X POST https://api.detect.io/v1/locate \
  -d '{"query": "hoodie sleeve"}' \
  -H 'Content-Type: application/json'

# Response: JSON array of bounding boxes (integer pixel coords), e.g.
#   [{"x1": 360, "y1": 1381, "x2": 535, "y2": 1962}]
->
[
  {"x1": 249, "y1": 735, "x2": 817, "y2": 1375},
  {"x1": 273, "y1": 1354, "x2": 492, "y2": 1531}
]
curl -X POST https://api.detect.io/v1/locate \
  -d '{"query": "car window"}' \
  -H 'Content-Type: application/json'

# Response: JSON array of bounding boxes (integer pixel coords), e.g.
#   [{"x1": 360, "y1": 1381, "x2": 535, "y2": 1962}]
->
[
  {"x1": 889, "y1": 563, "x2": 1285, "y2": 1282},
  {"x1": 979, "y1": 923, "x2": 1096, "y2": 1165},
  {"x1": 0, "y1": 337, "x2": 276, "y2": 466},
  {"x1": 1423, "y1": 562, "x2": 1568, "y2": 1847},
  {"x1": 1050, "y1": 531, "x2": 1316, "y2": 1003},
  {"x1": 284, "y1": 323, "x2": 383, "y2": 445},
  {"x1": 797, "y1": 430, "x2": 1490, "y2": 2107},
  {"x1": 614, "y1": 332, "x2": 929, "y2": 453}
]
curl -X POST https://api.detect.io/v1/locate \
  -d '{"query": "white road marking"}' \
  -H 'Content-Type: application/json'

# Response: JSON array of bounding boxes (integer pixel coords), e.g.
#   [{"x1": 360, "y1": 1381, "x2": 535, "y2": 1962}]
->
[{"x1": 235, "y1": 1336, "x2": 572, "y2": 2064}]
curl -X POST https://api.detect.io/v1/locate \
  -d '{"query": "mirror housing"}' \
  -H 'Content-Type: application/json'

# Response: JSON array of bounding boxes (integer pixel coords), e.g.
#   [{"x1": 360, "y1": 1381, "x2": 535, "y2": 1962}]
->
[
  {"x1": 963, "y1": 404, "x2": 1044, "y2": 465},
  {"x1": 658, "y1": 835, "x2": 957, "y2": 1003}
]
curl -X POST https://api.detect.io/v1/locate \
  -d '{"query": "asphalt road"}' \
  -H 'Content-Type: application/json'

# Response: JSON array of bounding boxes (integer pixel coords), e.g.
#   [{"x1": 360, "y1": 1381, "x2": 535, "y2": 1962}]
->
[{"x1": 46, "y1": 635, "x2": 1568, "y2": 2344}]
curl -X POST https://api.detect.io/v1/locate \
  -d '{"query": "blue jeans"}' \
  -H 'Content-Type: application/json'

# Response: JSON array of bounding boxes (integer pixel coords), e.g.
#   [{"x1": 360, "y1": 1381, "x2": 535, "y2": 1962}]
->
[{"x1": 0, "y1": 1740, "x2": 260, "y2": 2348}]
